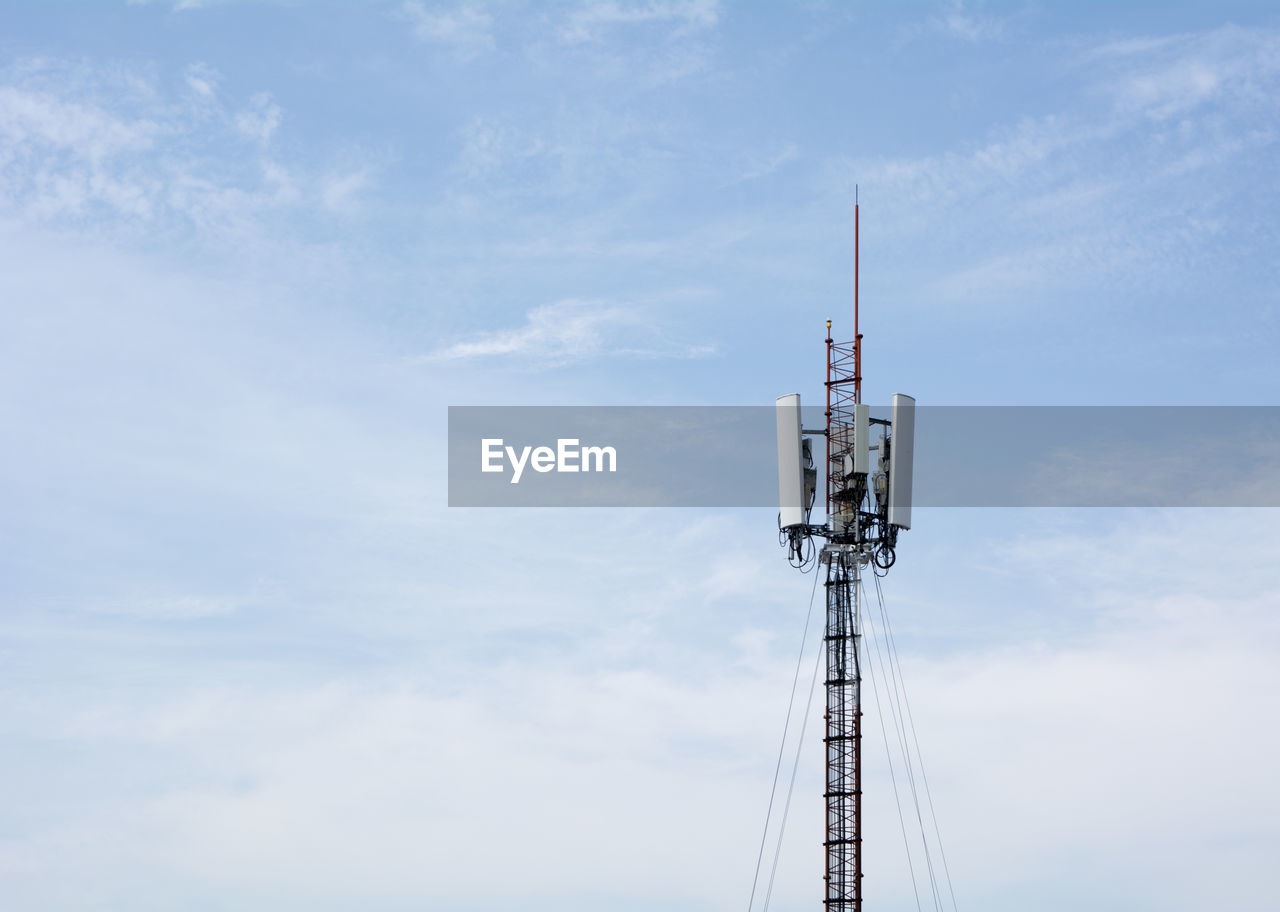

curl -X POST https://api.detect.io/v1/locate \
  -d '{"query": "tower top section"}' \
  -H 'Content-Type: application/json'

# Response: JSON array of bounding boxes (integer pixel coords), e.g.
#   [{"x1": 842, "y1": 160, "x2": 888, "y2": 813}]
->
[{"x1": 775, "y1": 203, "x2": 915, "y2": 571}]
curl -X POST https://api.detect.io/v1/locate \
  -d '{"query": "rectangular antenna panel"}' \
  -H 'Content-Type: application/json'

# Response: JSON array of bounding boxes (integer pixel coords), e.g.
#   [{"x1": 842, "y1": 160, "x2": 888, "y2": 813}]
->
[
  {"x1": 776, "y1": 393, "x2": 806, "y2": 529},
  {"x1": 887, "y1": 393, "x2": 915, "y2": 530},
  {"x1": 854, "y1": 403, "x2": 870, "y2": 475}
]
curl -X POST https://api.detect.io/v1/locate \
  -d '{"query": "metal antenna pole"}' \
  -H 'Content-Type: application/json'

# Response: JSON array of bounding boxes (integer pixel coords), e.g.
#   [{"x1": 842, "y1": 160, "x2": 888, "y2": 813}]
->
[
  {"x1": 854, "y1": 188, "x2": 862, "y2": 406},
  {"x1": 824, "y1": 548, "x2": 862, "y2": 911}
]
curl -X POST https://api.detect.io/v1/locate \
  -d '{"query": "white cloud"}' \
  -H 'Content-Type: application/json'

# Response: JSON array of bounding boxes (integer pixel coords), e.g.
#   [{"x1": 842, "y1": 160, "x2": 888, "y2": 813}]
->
[
  {"x1": 424, "y1": 299, "x2": 715, "y2": 364},
  {"x1": 921, "y1": 0, "x2": 1006, "y2": 43},
  {"x1": 233, "y1": 91, "x2": 281, "y2": 143},
  {"x1": 827, "y1": 24, "x2": 1280, "y2": 306},
  {"x1": 400, "y1": 1, "x2": 494, "y2": 55},
  {"x1": 559, "y1": 0, "x2": 720, "y2": 45},
  {"x1": 320, "y1": 168, "x2": 371, "y2": 211},
  {"x1": 126, "y1": 0, "x2": 216, "y2": 9},
  {"x1": 182, "y1": 62, "x2": 219, "y2": 99},
  {"x1": 0, "y1": 60, "x2": 381, "y2": 247},
  {"x1": 453, "y1": 115, "x2": 545, "y2": 178},
  {"x1": 86, "y1": 594, "x2": 242, "y2": 620},
  {"x1": 0, "y1": 84, "x2": 155, "y2": 161},
  {"x1": 0, "y1": 669, "x2": 791, "y2": 907},
  {"x1": 1096, "y1": 26, "x2": 1280, "y2": 120},
  {"x1": 834, "y1": 113, "x2": 1107, "y2": 230},
  {"x1": 5, "y1": 510, "x2": 1279, "y2": 910},
  {"x1": 738, "y1": 142, "x2": 799, "y2": 182},
  {"x1": 893, "y1": 605, "x2": 1279, "y2": 903}
]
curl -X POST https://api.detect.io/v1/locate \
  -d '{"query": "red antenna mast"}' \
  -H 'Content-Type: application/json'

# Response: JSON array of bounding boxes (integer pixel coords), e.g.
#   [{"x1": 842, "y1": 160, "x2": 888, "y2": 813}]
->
[
  {"x1": 854, "y1": 186, "x2": 862, "y2": 405},
  {"x1": 818, "y1": 193, "x2": 868, "y2": 912}
]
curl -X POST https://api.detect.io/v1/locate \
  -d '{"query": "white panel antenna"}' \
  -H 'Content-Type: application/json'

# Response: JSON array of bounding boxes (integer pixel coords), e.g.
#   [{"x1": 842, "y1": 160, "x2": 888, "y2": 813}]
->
[
  {"x1": 887, "y1": 393, "x2": 915, "y2": 530},
  {"x1": 776, "y1": 394, "x2": 806, "y2": 529},
  {"x1": 853, "y1": 403, "x2": 870, "y2": 475}
]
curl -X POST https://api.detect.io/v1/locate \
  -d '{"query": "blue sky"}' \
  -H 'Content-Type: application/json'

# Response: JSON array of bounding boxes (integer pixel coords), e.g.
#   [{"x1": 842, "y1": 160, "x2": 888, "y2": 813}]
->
[{"x1": 2, "y1": 2, "x2": 1279, "y2": 910}]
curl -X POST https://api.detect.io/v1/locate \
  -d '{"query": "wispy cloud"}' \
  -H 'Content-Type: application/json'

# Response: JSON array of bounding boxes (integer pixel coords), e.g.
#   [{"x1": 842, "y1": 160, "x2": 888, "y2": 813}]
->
[
  {"x1": 542, "y1": 0, "x2": 722, "y2": 87},
  {"x1": 182, "y1": 62, "x2": 219, "y2": 99},
  {"x1": 400, "y1": 1, "x2": 495, "y2": 56},
  {"x1": 83, "y1": 594, "x2": 243, "y2": 620},
  {"x1": 453, "y1": 115, "x2": 546, "y2": 179},
  {"x1": 446, "y1": 107, "x2": 684, "y2": 202},
  {"x1": 1090, "y1": 24, "x2": 1280, "y2": 120},
  {"x1": 926, "y1": 0, "x2": 1006, "y2": 43},
  {"x1": 232, "y1": 91, "x2": 281, "y2": 143},
  {"x1": 0, "y1": 58, "x2": 375, "y2": 245},
  {"x1": 737, "y1": 142, "x2": 799, "y2": 182},
  {"x1": 861, "y1": 25, "x2": 1280, "y2": 199},
  {"x1": 830, "y1": 24, "x2": 1280, "y2": 305},
  {"x1": 6, "y1": 510, "x2": 1279, "y2": 909},
  {"x1": 320, "y1": 167, "x2": 372, "y2": 212},
  {"x1": 126, "y1": 0, "x2": 219, "y2": 10},
  {"x1": 425, "y1": 299, "x2": 715, "y2": 364},
  {"x1": 837, "y1": 113, "x2": 1105, "y2": 215},
  {"x1": 0, "y1": 84, "x2": 156, "y2": 161},
  {"x1": 559, "y1": 0, "x2": 719, "y2": 45}
]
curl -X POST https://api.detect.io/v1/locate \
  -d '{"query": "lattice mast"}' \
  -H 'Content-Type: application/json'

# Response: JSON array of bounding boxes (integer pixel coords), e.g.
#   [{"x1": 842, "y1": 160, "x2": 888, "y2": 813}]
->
[
  {"x1": 776, "y1": 196, "x2": 916, "y2": 912},
  {"x1": 822, "y1": 197, "x2": 864, "y2": 911}
]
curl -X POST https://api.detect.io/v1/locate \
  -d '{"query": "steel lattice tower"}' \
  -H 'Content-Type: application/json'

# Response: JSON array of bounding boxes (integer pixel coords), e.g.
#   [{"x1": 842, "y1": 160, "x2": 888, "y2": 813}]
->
[
  {"x1": 823, "y1": 550, "x2": 862, "y2": 911},
  {"x1": 823, "y1": 321, "x2": 866, "y2": 911},
  {"x1": 776, "y1": 196, "x2": 914, "y2": 912}
]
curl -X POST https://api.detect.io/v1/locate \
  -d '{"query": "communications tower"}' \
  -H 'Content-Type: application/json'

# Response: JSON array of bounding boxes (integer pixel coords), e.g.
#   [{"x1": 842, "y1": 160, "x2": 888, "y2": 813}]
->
[{"x1": 774, "y1": 201, "x2": 915, "y2": 911}]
